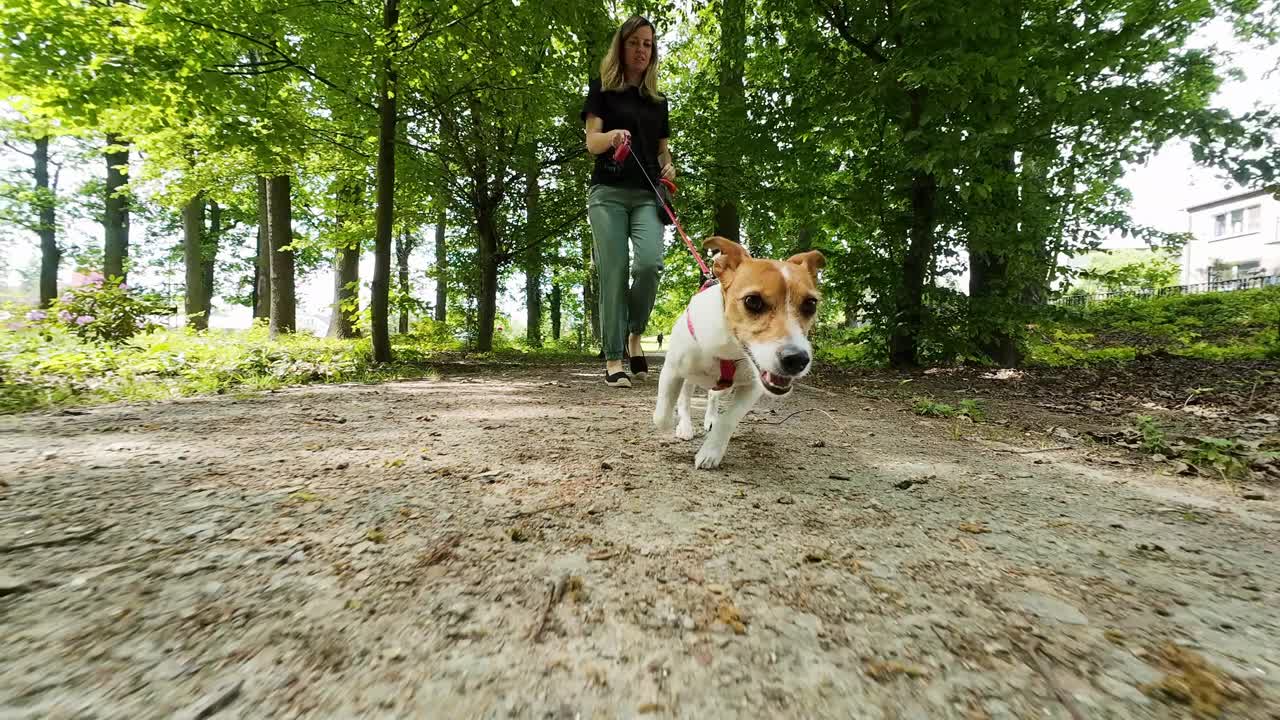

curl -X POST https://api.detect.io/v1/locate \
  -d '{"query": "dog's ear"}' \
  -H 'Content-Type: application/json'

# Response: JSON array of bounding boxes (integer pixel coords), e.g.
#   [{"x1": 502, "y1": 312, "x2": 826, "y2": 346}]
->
[
  {"x1": 786, "y1": 250, "x2": 826, "y2": 282},
  {"x1": 705, "y1": 236, "x2": 749, "y2": 285}
]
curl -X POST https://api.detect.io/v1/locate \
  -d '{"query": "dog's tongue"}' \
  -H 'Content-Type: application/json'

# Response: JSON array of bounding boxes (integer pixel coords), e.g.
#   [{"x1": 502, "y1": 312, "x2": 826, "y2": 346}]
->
[{"x1": 762, "y1": 371, "x2": 792, "y2": 387}]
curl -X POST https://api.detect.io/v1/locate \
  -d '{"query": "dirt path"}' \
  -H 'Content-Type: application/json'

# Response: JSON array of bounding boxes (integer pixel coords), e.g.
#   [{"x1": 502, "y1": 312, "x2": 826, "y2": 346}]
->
[{"x1": 2, "y1": 358, "x2": 1278, "y2": 719}]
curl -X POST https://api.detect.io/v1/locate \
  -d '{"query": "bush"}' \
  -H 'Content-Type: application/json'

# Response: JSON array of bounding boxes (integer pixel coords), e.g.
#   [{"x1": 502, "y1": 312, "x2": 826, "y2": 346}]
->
[
  {"x1": 1028, "y1": 286, "x2": 1280, "y2": 366},
  {"x1": 41, "y1": 272, "x2": 170, "y2": 344}
]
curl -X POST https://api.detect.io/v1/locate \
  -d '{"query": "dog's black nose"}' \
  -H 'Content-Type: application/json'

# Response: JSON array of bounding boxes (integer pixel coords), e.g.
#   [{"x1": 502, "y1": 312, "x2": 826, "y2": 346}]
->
[{"x1": 778, "y1": 346, "x2": 810, "y2": 376}]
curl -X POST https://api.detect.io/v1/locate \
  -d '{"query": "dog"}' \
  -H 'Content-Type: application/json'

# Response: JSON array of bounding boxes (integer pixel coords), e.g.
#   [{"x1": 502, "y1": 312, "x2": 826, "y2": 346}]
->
[{"x1": 653, "y1": 236, "x2": 825, "y2": 469}]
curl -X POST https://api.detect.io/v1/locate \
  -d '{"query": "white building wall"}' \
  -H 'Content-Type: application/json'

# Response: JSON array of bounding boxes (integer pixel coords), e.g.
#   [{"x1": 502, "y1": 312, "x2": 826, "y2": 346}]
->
[{"x1": 1181, "y1": 192, "x2": 1280, "y2": 285}]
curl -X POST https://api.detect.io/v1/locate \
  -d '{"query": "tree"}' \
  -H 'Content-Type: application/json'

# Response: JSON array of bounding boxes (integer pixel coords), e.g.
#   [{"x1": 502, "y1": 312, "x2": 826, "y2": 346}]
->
[
  {"x1": 523, "y1": 150, "x2": 544, "y2": 347},
  {"x1": 370, "y1": 0, "x2": 400, "y2": 363},
  {"x1": 103, "y1": 134, "x2": 130, "y2": 282},
  {"x1": 327, "y1": 179, "x2": 363, "y2": 339},
  {"x1": 182, "y1": 192, "x2": 206, "y2": 329},
  {"x1": 712, "y1": 0, "x2": 746, "y2": 241},
  {"x1": 268, "y1": 175, "x2": 296, "y2": 336},
  {"x1": 395, "y1": 229, "x2": 418, "y2": 334},
  {"x1": 254, "y1": 176, "x2": 270, "y2": 320},
  {"x1": 433, "y1": 198, "x2": 447, "y2": 323},
  {"x1": 34, "y1": 135, "x2": 59, "y2": 307}
]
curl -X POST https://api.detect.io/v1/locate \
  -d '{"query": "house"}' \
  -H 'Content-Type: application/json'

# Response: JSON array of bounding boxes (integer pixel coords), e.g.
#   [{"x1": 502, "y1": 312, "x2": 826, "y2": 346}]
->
[{"x1": 1180, "y1": 188, "x2": 1280, "y2": 286}]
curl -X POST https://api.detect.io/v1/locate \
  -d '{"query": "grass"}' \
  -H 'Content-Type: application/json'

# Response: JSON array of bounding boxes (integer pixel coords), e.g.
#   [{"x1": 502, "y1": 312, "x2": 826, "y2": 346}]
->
[
  {"x1": 813, "y1": 286, "x2": 1280, "y2": 368},
  {"x1": 1027, "y1": 286, "x2": 1280, "y2": 367},
  {"x1": 911, "y1": 397, "x2": 986, "y2": 421},
  {"x1": 0, "y1": 322, "x2": 595, "y2": 415}
]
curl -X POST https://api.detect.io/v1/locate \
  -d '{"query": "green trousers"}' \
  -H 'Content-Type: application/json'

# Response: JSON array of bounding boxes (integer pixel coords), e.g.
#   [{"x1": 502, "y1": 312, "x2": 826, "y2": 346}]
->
[{"x1": 587, "y1": 184, "x2": 664, "y2": 361}]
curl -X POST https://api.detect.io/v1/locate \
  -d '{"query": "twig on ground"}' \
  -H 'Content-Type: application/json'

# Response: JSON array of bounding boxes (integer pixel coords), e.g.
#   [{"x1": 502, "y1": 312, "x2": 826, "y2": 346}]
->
[
  {"x1": 794, "y1": 382, "x2": 838, "y2": 397},
  {"x1": 0, "y1": 524, "x2": 115, "y2": 554},
  {"x1": 506, "y1": 501, "x2": 574, "y2": 520},
  {"x1": 531, "y1": 575, "x2": 568, "y2": 642},
  {"x1": 1016, "y1": 641, "x2": 1087, "y2": 720},
  {"x1": 755, "y1": 407, "x2": 846, "y2": 431},
  {"x1": 988, "y1": 445, "x2": 1074, "y2": 455}
]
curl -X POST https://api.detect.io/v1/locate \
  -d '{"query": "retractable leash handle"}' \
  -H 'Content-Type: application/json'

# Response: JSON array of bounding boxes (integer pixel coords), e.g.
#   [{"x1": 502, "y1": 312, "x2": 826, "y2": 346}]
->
[{"x1": 612, "y1": 136, "x2": 632, "y2": 164}]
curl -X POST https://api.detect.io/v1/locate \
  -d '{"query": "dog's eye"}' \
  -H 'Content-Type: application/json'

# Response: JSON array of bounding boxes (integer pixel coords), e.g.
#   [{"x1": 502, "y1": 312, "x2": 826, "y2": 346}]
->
[
  {"x1": 743, "y1": 294, "x2": 765, "y2": 314},
  {"x1": 800, "y1": 298, "x2": 819, "y2": 317}
]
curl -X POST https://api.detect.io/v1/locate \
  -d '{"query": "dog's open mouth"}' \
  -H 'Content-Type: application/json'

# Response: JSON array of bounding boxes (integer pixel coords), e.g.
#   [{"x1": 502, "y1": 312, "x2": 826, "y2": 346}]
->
[{"x1": 760, "y1": 371, "x2": 794, "y2": 395}]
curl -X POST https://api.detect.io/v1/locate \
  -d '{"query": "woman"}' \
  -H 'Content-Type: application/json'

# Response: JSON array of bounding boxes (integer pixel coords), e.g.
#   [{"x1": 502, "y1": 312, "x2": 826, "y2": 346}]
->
[{"x1": 581, "y1": 15, "x2": 676, "y2": 388}]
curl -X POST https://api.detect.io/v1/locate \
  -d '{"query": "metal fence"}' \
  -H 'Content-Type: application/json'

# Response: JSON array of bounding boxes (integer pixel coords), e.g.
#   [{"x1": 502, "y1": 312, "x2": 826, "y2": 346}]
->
[{"x1": 1054, "y1": 274, "x2": 1280, "y2": 306}]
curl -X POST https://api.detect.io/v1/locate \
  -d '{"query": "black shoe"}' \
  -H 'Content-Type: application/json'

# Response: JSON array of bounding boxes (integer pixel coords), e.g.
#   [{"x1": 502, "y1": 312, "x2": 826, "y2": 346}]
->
[
  {"x1": 605, "y1": 370, "x2": 632, "y2": 388},
  {"x1": 630, "y1": 355, "x2": 648, "y2": 380}
]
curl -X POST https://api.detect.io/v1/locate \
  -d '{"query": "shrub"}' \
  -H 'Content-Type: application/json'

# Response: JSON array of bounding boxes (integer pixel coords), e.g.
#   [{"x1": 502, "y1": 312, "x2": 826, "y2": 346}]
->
[{"x1": 44, "y1": 272, "x2": 169, "y2": 344}]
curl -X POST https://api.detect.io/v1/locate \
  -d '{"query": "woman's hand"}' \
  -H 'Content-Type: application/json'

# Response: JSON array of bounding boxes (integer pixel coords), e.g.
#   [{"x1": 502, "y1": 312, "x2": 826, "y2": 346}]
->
[
  {"x1": 610, "y1": 129, "x2": 632, "y2": 148},
  {"x1": 661, "y1": 161, "x2": 676, "y2": 180}
]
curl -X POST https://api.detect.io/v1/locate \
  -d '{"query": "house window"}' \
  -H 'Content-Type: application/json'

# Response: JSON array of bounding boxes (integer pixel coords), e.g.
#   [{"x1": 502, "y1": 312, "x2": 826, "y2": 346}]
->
[
  {"x1": 1214, "y1": 213, "x2": 1227, "y2": 237},
  {"x1": 1236, "y1": 260, "x2": 1261, "y2": 278},
  {"x1": 1245, "y1": 204, "x2": 1261, "y2": 231},
  {"x1": 1230, "y1": 208, "x2": 1245, "y2": 234}
]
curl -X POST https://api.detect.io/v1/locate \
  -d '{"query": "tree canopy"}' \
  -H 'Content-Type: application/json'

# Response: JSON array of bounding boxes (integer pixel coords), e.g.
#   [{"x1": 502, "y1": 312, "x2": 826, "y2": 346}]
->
[{"x1": 2, "y1": 0, "x2": 1275, "y2": 366}]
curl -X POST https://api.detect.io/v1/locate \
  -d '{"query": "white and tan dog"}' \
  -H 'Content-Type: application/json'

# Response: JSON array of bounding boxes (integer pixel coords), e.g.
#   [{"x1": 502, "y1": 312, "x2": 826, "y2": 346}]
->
[{"x1": 653, "y1": 236, "x2": 825, "y2": 469}]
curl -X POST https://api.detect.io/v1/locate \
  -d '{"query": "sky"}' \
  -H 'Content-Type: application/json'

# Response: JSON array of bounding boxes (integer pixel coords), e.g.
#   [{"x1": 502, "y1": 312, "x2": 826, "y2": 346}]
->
[{"x1": 3, "y1": 19, "x2": 1276, "y2": 334}]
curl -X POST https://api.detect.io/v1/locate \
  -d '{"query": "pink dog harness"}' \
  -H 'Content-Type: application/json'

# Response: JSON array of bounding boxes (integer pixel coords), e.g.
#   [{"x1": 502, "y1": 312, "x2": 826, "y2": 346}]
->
[{"x1": 684, "y1": 280, "x2": 738, "y2": 390}]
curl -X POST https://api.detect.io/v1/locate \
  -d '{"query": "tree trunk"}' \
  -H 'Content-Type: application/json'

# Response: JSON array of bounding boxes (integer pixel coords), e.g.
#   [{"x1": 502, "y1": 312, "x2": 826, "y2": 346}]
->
[
  {"x1": 34, "y1": 136, "x2": 59, "y2": 307},
  {"x1": 968, "y1": 250, "x2": 1019, "y2": 366},
  {"x1": 327, "y1": 181, "x2": 362, "y2": 339},
  {"x1": 523, "y1": 151, "x2": 543, "y2": 347},
  {"x1": 967, "y1": 151, "x2": 1043, "y2": 368},
  {"x1": 253, "y1": 175, "x2": 271, "y2": 320},
  {"x1": 433, "y1": 199, "x2": 447, "y2": 323},
  {"x1": 182, "y1": 192, "x2": 207, "y2": 330},
  {"x1": 583, "y1": 230, "x2": 599, "y2": 343},
  {"x1": 395, "y1": 230, "x2": 412, "y2": 334},
  {"x1": 203, "y1": 199, "x2": 221, "y2": 320},
  {"x1": 888, "y1": 89, "x2": 936, "y2": 369},
  {"x1": 268, "y1": 175, "x2": 296, "y2": 336},
  {"x1": 103, "y1": 134, "x2": 129, "y2": 282},
  {"x1": 794, "y1": 223, "x2": 815, "y2": 254},
  {"x1": 550, "y1": 283, "x2": 562, "y2": 340},
  {"x1": 327, "y1": 245, "x2": 361, "y2": 338},
  {"x1": 888, "y1": 169, "x2": 935, "y2": 368},
  {"x1": 370, "y1": 0, "x2": 399, "y2": 362},
  {"x1": 712, "y1": 0, "x2": 746, "y2": 242},
  {"x1": 476, "y1": 212, "x2": 500, "y2": 352}
]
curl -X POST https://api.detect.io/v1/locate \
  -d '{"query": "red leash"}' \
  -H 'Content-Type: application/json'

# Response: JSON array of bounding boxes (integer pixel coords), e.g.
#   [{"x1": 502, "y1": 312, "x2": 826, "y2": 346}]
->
[
  {"x1": 615, "y1": 138, "x2": 736, "y2": 388},
  {"x1": 614, "y1": 139, "x2": 713, "y2": 281}
]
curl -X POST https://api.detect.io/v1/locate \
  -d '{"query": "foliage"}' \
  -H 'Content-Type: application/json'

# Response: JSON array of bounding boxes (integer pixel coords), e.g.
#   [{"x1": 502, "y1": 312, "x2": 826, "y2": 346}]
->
[
  {"x1": 39, "y1": 273, "x2": 171, "y2": 344},
  {"x1": 1134, "y1": 415, "x2": 1172, "y2": 456},
  {"x1": 0, "y1": 321, "x2": 594, "y2": 415},
  {"x1": 1074, "y1": 249, "x2": 1183, "y2": 295},
  {"x1": 1184, "y1": 437, "x2": 1252, "y2": 480},
  {"x1": 0, "y1": 0, "x2": 1277, "y2": 369},
  {"x1": 911, "y1": 397, "x2": 985, "y2": 422},
  {"x1": 1028, "y1": 286, "x2": 1280, "y2": 366}
]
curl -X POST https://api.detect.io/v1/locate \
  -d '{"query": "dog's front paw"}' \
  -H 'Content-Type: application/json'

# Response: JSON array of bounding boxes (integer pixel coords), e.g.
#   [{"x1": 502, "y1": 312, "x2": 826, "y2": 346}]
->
[
  {"x1": 675, "y1": 418, "x2": 694, "y2": 441},
  {"x1": 694, "y1": 441, "x2": 726, "y2": 470},
  {"x1": 653, "y1": 407, "x2": 675, "y2": 432}
]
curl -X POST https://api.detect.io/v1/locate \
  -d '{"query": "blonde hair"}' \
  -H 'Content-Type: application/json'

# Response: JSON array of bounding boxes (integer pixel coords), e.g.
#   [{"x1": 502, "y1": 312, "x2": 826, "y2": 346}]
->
[{"x1": 599, "y1": 15, "x2": 664, "y2": 101}]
